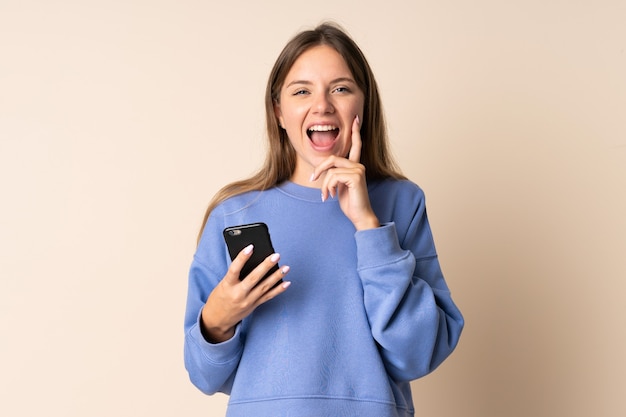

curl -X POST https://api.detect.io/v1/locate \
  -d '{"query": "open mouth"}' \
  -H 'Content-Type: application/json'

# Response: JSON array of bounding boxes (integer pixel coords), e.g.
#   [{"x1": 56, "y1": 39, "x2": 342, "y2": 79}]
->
[{"x1": 307, "y1": 125, "x2": 339, "y2": 149}]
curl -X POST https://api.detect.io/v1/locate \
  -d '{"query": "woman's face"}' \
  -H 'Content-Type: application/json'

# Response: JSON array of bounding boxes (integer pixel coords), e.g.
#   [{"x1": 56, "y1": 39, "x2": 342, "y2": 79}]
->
[{"x1": 274, "y1": 44, "x2": 365, "y2": 185}]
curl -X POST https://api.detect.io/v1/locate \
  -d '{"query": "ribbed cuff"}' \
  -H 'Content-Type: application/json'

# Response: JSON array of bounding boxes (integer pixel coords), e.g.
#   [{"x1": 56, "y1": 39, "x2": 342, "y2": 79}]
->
[
  {"x1": 189, "y1": 312, "x2": 243, "y2": 364},
  {"x1": 355, "y1": 222, "x2": 405, "y2": 270}
]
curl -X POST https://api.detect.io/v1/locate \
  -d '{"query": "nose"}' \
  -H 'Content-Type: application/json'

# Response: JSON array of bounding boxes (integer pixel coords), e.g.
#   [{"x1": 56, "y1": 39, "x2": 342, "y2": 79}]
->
[{"x1": 312, "y1": 93, "x2": 334, "y2": 114}]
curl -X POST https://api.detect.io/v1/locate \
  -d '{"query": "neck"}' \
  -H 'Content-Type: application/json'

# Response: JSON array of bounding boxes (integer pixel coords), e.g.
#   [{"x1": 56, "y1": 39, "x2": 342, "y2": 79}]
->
[{"x1": 290, "y1": 165, "x2": 326, "y2": 188}]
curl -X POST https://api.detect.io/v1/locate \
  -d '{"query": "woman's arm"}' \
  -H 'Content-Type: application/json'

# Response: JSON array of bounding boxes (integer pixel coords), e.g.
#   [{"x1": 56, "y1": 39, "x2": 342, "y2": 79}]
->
[
  {"x1": 183, "y1": 212, "x2": 290, "y2": 394},
  {"x1": 184, "y1": 259, "x2": 243, "y2": 394},
  {"x1": 356, "y1": 189, "x2": 464, "y2": 382}
]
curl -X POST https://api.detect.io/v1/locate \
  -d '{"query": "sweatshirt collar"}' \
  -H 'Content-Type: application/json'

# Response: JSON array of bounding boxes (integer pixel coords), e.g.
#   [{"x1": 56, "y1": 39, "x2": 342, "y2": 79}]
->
[{"x1": 276, "y1": 181, "x2": 327, "y2": 203}]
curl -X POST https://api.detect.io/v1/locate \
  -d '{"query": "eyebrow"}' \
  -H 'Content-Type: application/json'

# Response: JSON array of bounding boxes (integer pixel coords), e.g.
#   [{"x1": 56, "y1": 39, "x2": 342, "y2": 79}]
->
[{"x1": 285, "y1": 77, "x2": 357, "y2": 88}]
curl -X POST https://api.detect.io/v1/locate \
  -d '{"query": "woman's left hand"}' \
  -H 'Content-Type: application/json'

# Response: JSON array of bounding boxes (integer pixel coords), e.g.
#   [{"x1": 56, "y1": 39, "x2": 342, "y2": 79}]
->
[{"x1": 311, "y1": 115, "x2": 380, "y2": 231}]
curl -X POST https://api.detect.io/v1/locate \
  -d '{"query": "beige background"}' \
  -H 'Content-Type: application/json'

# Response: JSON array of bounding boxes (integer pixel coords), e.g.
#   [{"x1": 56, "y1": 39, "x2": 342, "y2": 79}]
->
[{"x1": 1, "y1": 1, "x2": 624, "y2": 416}]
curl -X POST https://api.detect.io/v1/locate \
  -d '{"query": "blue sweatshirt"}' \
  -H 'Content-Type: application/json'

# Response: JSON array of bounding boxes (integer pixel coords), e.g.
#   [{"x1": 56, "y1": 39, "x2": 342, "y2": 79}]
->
[{"x1": 184, "y1": 179, "x2": 464, "y2": 417}]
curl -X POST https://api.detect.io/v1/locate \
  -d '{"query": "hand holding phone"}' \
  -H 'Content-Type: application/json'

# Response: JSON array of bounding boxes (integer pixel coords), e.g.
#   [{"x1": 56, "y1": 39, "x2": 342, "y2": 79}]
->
[{"x1": 200, "y1": 222, "x2": 288, "y2": 343}]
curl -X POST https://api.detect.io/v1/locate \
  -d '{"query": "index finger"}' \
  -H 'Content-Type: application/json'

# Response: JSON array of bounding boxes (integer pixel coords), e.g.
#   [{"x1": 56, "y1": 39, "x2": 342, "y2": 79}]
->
[{"x1": 348, "y1": 115, "x2": 362, "y2": 163}]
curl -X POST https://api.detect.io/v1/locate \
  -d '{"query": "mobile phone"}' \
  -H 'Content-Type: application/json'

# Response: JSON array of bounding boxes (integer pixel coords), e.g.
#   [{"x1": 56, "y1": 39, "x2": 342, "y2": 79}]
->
[{"x1": 223, "y1": 222, "x2": 280, "y2": 283}]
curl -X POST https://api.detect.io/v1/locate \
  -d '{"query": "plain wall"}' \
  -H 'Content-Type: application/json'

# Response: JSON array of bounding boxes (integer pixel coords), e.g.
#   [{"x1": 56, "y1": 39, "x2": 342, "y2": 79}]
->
[{"x1": 1, "y1": 1, "x2": 624, "y2": 416}]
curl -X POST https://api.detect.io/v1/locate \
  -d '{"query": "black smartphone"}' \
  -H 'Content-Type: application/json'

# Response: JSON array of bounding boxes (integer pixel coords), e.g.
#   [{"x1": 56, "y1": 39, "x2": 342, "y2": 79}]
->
[{"x1": 223, "y1": 222, "x2": 280, "y2": 283}]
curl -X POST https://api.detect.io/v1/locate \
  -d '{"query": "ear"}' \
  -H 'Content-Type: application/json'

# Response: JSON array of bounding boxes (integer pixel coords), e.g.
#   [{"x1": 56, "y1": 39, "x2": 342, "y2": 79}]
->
[{"x1": 273, "y1": 100, "x2": 285, "y2": 128}]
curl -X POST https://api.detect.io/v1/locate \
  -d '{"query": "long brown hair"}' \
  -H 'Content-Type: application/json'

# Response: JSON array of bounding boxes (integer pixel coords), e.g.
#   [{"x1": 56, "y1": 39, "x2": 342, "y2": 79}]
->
[{"x1": 197, "y1": 22, "x2": 405, "y2": 243}]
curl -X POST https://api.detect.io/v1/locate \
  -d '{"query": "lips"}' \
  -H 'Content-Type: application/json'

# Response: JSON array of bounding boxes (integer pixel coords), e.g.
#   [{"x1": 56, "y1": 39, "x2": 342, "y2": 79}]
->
[{"x1": 307, "y1": 124, "x2": 339, "y2": 150}]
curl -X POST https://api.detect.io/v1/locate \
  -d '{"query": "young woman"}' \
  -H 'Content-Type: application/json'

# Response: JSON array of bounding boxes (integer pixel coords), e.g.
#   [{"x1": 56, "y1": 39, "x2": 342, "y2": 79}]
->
[{"x1": 184, "y1": 22, "x2": 464, "y2": 417}]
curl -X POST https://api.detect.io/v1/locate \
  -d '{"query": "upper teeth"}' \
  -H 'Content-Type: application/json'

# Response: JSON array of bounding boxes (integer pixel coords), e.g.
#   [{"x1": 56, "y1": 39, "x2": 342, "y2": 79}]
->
[{"x1": 308, "y1": 125, "x2": 338, "y2": 132}]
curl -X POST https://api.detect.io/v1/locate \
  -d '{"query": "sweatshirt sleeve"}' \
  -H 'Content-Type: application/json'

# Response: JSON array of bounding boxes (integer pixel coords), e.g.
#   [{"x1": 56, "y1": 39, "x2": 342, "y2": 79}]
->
[
  {"x1": 356, "y1": 187, "x2": 464, "y2": 382},
  {"x1": 183, "y1": 210, "x2": 243, "y2": 395}
]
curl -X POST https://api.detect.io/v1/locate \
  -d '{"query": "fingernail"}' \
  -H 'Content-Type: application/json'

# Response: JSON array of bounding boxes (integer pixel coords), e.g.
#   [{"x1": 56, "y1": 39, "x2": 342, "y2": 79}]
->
[
  {"x1": 270, "y1": 253, "x2": 280, "y2": 262},
  {"x1": 355, "y1": 114, "x2": 360, "y2": 124},
  {"x1": 321, "y1": 193, "x2": 326, "y2": 202},
  {"x1": 243, "y1": 244, "x2": 254, "y2": 255},
  {"x1": 309, "y1": 172, "x2": 315, "y2": 182},
  {"x1": 282, "y1": 281, "x2": 291, "y2": 289},
  {"x1": 281, "y1": 266, "x2": 290, "y2": 274}
]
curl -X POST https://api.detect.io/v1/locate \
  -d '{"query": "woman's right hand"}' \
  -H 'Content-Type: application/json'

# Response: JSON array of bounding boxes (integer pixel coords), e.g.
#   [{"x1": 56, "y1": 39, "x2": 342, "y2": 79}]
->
[{"x1": 200, "y1": 244, "x2": 291, "y2": 343}]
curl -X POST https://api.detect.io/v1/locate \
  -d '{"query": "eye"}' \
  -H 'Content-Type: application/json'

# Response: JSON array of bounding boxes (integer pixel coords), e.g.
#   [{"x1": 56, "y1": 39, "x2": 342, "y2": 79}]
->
[
  {"x1": 333, "y1": 86, "x2": 350, "y2": 94},
  {"x1": 293, "y1": 89, "x2": 309, "y2": 96}
]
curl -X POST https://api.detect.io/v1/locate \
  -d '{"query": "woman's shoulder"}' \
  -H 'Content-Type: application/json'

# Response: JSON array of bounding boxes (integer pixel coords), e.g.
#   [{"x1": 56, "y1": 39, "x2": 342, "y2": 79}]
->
[
  {"x1": 212, "y1": 189, "x2": 266, "y2": 216},
  {"x1": 366, "y1": 178, "x2": 430, "y2": 239},
  {"x1": 368, "y1": 178, "x2": 425, "y2": 202}
]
